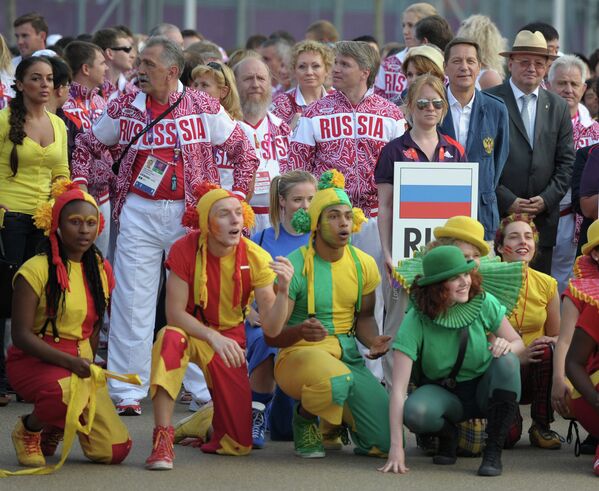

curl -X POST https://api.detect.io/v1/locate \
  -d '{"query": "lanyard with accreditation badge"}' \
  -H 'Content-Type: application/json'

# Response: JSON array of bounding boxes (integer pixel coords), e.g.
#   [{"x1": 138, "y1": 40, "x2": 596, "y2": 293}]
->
[
  {"x1": 132, "y1": 96, "x2": 183, "y2": 196},
  {"x1": 112, "y1": 87, "x2": 186, "y2": 176}
]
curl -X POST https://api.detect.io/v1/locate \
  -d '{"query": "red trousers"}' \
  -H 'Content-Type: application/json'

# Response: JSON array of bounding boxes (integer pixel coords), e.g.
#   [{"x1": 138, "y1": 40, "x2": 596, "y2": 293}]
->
[
  {"x1": 6, "y1": 337, "x2": 132, "y2": 464},
  {"x1": 570, "y1": 371, "x2": 599, "y2": 439},
  {"x1": 151, "y1": 324, "x2": 252, "y2": 455}
]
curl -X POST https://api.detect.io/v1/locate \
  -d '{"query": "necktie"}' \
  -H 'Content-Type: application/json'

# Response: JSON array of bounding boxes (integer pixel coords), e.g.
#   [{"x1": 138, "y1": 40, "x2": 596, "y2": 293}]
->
[{"x1": 520, "y1": 94, "x2": 534, "y2": 147}]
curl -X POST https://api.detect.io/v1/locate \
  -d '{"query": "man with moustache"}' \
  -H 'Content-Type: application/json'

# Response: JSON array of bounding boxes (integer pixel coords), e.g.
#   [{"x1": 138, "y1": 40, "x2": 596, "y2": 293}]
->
[
  {"x1": 267, "y1": 170, "x2": 391, "y2": 459},
  {"x1": 72, "y1": 36, "x2": 259, "y2": 416},
  {"x1": 234, "y1": 57, "x2": 291, "y2": 233}
]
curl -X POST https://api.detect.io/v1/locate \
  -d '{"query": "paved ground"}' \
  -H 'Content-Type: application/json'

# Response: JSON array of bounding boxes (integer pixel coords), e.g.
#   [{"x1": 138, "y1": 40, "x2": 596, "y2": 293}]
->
[{"x1": 0, "y1": 398, "x2": 596, "y2": 491}]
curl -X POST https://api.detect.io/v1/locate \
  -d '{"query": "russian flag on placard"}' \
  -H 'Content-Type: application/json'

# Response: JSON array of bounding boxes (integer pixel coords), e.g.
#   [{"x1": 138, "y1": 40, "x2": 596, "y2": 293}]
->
[{"x1": 399, "y1": 167, "x2": 473, "y2": 219}]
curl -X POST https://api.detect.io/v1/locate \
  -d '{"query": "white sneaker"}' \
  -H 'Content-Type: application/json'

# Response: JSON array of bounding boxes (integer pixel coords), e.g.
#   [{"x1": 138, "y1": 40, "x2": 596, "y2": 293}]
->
[{"x1": 116, "y1": 398, "x2": 142, "y2": 416}]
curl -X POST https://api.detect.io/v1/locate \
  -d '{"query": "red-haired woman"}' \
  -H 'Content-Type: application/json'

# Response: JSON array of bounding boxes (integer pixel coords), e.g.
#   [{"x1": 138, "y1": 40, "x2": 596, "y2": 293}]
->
[{"x1": 380, "y1": 245, "x2": 524, "y2": 477}]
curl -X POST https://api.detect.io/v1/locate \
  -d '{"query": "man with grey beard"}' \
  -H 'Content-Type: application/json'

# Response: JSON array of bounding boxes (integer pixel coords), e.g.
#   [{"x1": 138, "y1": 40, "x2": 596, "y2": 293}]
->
[
  {"x1": 232, "y1": 56, "x2": 291, "y2": 449},
  {"x1": 235, "y1": 57, "x2": 291, "y2": 233}
]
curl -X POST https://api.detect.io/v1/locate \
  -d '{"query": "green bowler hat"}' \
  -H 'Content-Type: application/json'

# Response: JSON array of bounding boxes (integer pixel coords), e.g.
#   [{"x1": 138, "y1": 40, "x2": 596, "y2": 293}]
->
[{"x1": 416, "y1": 245, "x2": 477, "y2": 286}]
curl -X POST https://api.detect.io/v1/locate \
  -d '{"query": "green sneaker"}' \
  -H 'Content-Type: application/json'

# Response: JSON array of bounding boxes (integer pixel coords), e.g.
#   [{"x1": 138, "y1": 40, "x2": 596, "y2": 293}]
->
[{"x1": 293, "y1": 405, "x2": 325, "y2": 458}]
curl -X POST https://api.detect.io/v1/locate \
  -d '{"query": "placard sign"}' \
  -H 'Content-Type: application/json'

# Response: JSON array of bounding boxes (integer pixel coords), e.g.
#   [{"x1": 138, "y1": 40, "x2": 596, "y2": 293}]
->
[{"x1": 392, "y1": 162, "x2": 479, "y2": 262}]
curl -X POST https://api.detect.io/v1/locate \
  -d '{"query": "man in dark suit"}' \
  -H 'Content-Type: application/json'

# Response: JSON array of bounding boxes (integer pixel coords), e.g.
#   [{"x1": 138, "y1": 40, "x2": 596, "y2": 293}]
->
[
  {"x1": 486, "y1": 30, "x2": 575, "y2": 273},
  {"x1": 440, "y1": 37, "x2": 509, "y2": 242}
]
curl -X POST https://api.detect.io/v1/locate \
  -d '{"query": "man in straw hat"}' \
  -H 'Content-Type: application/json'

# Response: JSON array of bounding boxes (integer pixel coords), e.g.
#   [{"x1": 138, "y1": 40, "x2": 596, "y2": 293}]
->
[
  {"x1": 144, "y1": 183, "x2": 293, "y2": 469},
  {"x1": 486, "y1": 30, "x2": 575, "y2": 274}
]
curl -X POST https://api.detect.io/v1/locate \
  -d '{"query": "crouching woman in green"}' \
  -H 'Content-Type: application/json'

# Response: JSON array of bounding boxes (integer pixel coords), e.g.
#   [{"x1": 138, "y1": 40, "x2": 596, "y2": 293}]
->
[{"x1": 379, "y1": 246, "x2": 525, "y2": 477}]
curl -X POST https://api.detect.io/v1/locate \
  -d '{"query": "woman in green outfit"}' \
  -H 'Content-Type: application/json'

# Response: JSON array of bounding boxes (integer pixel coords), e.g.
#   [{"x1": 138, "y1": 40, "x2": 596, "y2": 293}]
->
[{"x1": 379, "y1": 246, "x2": 525, "y2": 476}]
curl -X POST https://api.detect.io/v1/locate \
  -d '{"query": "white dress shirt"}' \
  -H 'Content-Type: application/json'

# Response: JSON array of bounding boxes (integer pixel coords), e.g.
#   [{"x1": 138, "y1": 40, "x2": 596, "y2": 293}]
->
[{"x1": 447, "y1": 87, "x2": 475, "y2": 148}]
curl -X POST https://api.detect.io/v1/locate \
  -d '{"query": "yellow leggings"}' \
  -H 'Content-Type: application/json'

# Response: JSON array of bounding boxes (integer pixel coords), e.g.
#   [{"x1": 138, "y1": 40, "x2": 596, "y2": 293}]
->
[{"x1": 275, "y1": 335, "x2": 389, "y2": 456}]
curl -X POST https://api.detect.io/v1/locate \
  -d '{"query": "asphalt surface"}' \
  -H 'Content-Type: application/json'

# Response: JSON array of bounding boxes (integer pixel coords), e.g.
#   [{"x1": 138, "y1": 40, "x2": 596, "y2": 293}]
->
[{"x1": 0, "y1": 397, "x2": 596, "y2": 491}]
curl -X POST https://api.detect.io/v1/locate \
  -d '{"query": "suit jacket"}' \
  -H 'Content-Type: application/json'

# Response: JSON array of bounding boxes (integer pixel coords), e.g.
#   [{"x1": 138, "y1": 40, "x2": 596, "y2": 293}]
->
[
  {"x1": 486, "y1": 81, "x2": 575, "y2": 247},
  {"x1": 440, "y1": 89, "x2": 509, "y2": 240}
]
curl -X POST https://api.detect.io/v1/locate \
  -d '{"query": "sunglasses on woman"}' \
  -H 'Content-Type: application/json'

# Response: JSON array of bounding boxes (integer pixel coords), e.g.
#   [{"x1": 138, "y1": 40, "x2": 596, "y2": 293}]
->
[
  {"x1": 416, "y1": 98, "x2": 444, "y2": 110},
  {"x1": 207, "y1": 61, "x2": 224, "y2": 73}
]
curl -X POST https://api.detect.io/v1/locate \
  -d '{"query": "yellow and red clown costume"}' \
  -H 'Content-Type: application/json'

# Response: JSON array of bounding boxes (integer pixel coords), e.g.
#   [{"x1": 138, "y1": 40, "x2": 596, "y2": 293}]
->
[
  {"x1": 150, "y1": 183, "x2": 275, "y2": 455},
  {"x1": 273, "y1": 170, "x2": 391, "y2": 456},
  {"x1": 5, "y1": 181, "x2": 132, "y2": 469}
]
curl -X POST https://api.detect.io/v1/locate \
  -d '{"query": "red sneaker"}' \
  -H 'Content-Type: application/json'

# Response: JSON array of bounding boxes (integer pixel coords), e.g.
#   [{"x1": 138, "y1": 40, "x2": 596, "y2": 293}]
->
[
  {"x1": 40, "y1": 426, "x2": 64, "y2": 456},
  {"x1": 593, "y1": 445, "x2": 599, "y2": 477},
  {"x1": 145, "y1": 426, "x2": 175, "y2": 470}
]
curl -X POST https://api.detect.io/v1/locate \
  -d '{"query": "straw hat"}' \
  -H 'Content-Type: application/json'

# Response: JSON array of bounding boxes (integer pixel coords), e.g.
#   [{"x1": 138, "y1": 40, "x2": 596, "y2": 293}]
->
[
  {"x1": 404, "y1": 45, "x2": 445, "y2": 73},
  {"x1": 434, "y1": 216, "x2": 490, "y2": 257},
  {"x1": 582, "y1": 220, "x2": 599, "y2": 256},
  {"x1": 499, "y1": 30, "x2": 558, "y2": 59}
]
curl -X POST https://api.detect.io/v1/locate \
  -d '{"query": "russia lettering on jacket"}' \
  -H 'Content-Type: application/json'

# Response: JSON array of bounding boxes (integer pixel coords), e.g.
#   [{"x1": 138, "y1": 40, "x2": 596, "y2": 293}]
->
[
  {"x1": 118, "y1": 115, "x2": 209, "y2": 147},
  {"x1": 315, "y1": 113, "x2": 386, "y2": 141},
  {"x1": 259, "y1": 133, "x2": 289, "y2": 160},
  {"x1": 64, "y1": 107, "x2": 104, "y2": 131}
]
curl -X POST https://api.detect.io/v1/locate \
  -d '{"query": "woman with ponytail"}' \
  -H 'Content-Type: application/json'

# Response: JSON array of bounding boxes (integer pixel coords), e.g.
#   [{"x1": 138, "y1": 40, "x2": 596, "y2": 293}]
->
[
  {"x1": 6, "y1": 182, "x2": 131, "y2": 468},
  {"x1": 0, "y1": 56, "x2": 69, "y2": 408},
  {"x1": 247, "y1": 171, "x2": 317, "y2": 446}
]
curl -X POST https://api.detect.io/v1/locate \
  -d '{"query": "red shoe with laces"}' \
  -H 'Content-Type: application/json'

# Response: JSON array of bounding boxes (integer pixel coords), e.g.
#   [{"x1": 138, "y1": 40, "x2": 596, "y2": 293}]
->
[
  {"x1": 594, "y1": 445, "x2": 599, "y2": 477},
  {"x1": 40, "y1": 426, "x2": 64, "y2": 456},
  {"x1": 145, "y1": 426, "x2": 175, "y2": 470}
]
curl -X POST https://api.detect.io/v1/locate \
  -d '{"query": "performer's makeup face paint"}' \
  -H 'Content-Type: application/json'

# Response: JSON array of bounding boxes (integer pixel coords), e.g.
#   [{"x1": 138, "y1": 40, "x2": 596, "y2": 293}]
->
[
  {"x1": 497, "y1": 221, "x2": 536, "y2": 263},
  {"x1": 318, "y1": 204, "x2": 352, "y2": 249},
  {"x1": 444, "y1": 272, "x2": 472, "y2": 305},
  {"x1": 59, "y1": 200, "x2": 99, "y2": 260},
  {"x1": 455, "y1": 240, "x2": 481, "y2": 266},
  {"x1": 208, "y1": 197, "x2": 243, "y2": 249}
]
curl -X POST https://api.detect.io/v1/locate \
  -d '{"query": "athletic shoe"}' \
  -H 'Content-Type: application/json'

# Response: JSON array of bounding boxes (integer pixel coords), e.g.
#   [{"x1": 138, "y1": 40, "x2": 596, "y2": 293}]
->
[
  {"x1": 529, "y1": 424, "x2": 562, "y2": 450},
  {"x1": 116, "y1": 398, "x2": 142, "y2": 416},
  {"x1": 292, "y1": 404, "x2": 325, "y2": 458},
  {"x1": 251, "y1": 401, "x2": 266, "y2": 449},
  {"x1": 593, "y1": 445, "x2": 599, "y2": 477},
  {"x1": 40, "y1": 426, "x2": 64, "y2": 456},
  {"x1": 321, "y1": 424, "x2": 350, "y2": 450},
  {"x1": 174, "y1": 401, "x2": 214, "y2": 444},
  {"x1": 179, "y1": 390, "x2": 193, "y2": 405},
  {"x1": 11, "y1": 417, "x2": 45, "y2": 467},
  {"x1": 581, "y1": 434, "x2": 598, "y2": 455},
  {"x1": 145, "y1": 426, "x2": 175, "y2": 470}
]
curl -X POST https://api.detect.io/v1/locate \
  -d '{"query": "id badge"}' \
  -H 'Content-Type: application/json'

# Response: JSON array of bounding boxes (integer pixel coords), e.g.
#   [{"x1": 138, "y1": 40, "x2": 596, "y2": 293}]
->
[
  {"x1": 133, "y1": 155, "x2": 168, "y2": 196},
  {"x1": 254, "y1": 170, "x2": 271, "y2": 195}
]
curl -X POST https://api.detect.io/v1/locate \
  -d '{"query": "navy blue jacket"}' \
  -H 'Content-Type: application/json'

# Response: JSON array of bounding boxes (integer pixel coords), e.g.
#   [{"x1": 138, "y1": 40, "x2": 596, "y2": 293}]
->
[{"x1": 440, "y1": 89, "x2": 509, "y2": 240}]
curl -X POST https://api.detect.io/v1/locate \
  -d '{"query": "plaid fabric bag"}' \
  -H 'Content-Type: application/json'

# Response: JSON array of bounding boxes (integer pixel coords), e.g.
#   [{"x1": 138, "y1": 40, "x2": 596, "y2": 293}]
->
[{"x1": 457, "y1": 419, "x2": 486, "y2": 457}]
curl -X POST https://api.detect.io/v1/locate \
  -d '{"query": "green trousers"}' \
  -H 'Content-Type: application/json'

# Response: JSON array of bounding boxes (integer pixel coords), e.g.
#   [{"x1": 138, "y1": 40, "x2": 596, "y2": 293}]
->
[{"x1": 404, "y1": 353, "x2": 521, "y2": 434}]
